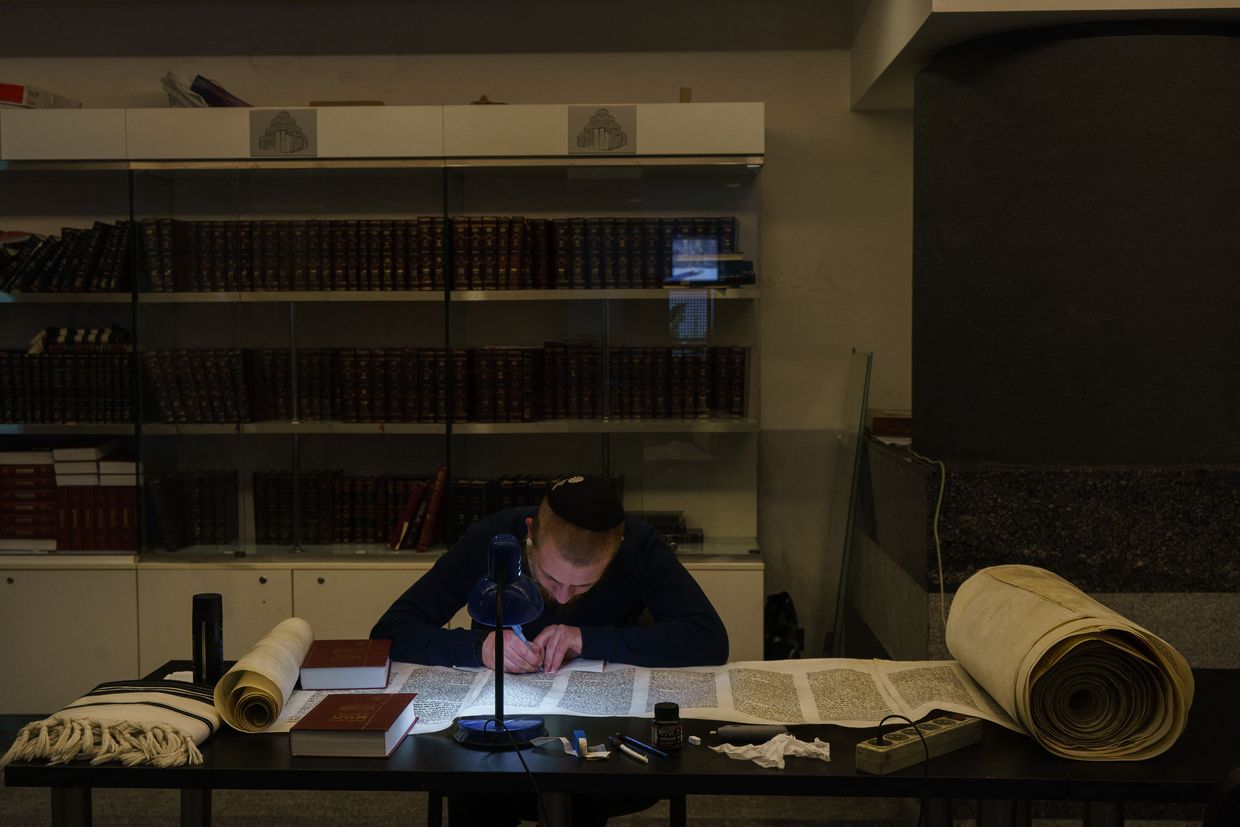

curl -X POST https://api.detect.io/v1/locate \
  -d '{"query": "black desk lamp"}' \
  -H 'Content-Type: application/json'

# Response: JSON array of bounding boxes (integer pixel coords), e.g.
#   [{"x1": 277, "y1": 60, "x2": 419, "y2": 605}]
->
[{"x1": 454, "y1": 533, "x2": 547, "y2": 748}]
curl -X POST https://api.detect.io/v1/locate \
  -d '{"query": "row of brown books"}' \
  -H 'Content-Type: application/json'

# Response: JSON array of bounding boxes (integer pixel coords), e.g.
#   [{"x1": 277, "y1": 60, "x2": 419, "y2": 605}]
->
[
  {"x1": 0, "y1": 351, "x2": 134, "y2": 424},
  {"x1": 145, "y1": 470, "x2": 236, "y2": 551},
  {"x1": 56, "y1": 215, "x2": 743, "y2": 293},
  {"x1": 140, "y1": 343, "x2": 746, "y2": 425},
  {"x1": 0, "y1": 221, "x2": 134, "y2": 293}
]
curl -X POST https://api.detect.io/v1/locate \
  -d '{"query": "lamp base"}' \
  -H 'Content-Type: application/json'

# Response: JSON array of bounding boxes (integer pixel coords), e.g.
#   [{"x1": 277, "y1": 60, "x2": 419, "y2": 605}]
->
[{"x1": 453, "y1": 716, "x2": 546, "y2": 749}]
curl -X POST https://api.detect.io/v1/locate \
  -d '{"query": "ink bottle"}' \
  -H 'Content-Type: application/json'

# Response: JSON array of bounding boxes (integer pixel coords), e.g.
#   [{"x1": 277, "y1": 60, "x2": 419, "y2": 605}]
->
[{"x1": 650, "y1": 701, "x2": 683, "y2": 751}]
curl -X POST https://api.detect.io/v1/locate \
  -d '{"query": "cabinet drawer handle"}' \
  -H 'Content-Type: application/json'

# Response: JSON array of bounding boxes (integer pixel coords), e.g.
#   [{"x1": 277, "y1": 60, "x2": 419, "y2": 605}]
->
[
  {"x1": 258, "y1": 576, "x2": 268, "y2": 585},
  {"x1": 5, "y1": 577, "x2": 12, "y2": 585},
  {"x1": 317, "y1": 577, "x2": 325, "y2": 584}
]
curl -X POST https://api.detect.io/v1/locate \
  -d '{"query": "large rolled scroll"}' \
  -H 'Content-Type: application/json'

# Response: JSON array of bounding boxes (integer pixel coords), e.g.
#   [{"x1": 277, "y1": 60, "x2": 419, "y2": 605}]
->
[
  {"x1": 213, "y1": 617, "x2": 314, "y2": 732},
  {"x1": 946, "y1": 564, "x2": 1193, "y2": 760}
]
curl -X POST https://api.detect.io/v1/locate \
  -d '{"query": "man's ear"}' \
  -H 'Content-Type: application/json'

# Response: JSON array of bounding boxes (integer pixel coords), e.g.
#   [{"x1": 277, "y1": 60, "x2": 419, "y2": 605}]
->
[{"x1": 524, "y1": 516, "x2": 535, "y2": 545}]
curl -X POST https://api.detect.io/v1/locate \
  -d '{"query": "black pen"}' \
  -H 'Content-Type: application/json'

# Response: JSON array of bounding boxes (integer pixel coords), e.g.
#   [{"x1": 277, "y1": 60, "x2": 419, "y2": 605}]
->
[
  {"x1": 608, "y1": 735, "x2": 649, "y2": 764},
  {"x1": 616, "y1": 732, "x2": 669, "y2": 759}
]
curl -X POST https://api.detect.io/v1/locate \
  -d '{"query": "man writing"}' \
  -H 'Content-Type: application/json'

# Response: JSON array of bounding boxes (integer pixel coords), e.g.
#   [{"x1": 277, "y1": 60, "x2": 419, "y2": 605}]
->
[
  {"x1": 372, "y1": 475, "x2": 728, "y2": 826},
  {"x1": 371, "y1": 474, "x2": 729, "y2": 673}
]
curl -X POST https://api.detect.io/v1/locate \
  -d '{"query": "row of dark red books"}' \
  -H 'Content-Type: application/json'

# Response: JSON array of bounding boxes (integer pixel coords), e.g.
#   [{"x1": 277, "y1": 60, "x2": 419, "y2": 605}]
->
[
  {"x1": 0, "y1": 351, "x2": 134, "y2": 424},
  {"x1": 251, "y1": 470, "x2": 618, "y2": 550},
  {"x1": 4, "y1": 215, "x2": 746, "y2": 293},
  {"x1": 0, "y1": 462, "x2": 138, "y2": 551},
  {"x1": 607, "y1": 346, "x2": 748, "y2": 419},
  {"x1": 139, "y1": 343, "x2": 747, "y2": 425},
  {"x1": 253, "y1": 467, "x2": 450, "y2": 550}
]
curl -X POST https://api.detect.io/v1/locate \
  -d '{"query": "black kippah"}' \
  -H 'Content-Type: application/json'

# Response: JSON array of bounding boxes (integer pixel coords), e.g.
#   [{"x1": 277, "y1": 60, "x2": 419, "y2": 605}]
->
[{"x1": 546, "y1": 475, "x2": 624, "y2": 531}]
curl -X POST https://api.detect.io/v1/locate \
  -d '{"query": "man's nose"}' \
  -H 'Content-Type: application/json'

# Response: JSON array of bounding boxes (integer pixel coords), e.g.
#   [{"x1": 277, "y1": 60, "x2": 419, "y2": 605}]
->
[{"x1": 552, "y1": 584, "x2": 573, "y2": 603}]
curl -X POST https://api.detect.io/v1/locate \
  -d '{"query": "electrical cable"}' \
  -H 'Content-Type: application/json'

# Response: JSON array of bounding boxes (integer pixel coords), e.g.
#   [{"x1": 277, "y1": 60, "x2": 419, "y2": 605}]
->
[
  {"x1": 908, "y1": 447, "x2": 948, "y2": 628},
  {"x1": 877, "y1": 714, "x2": 931, "y2": 827},
  {"x1": 488, "y1": 717, "x2": 548, "y2": 820}
]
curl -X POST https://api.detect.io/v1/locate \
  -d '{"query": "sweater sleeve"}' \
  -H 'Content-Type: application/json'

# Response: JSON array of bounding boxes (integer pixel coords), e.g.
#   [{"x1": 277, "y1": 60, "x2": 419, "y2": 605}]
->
[
  {"x1": 369, "y1": 523, "x2": 490, "y2": 667},
  {"x1": 577, "y1": 527, "x2": 729, "y2": 667}
]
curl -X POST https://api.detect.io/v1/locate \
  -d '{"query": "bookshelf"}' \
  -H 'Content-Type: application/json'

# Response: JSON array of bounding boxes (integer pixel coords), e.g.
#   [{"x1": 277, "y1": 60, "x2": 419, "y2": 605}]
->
[{"x1": 1, "y1": 105, "x2": 767, "y2": 698}]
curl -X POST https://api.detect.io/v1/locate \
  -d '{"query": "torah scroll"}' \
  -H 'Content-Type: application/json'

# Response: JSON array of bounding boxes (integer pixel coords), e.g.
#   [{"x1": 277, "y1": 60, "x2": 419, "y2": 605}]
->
[
  {"x1": 946, "y1": 564, "x2": 1193, "y2": 760},
  {"x1": 213, "y1": 617, "x2": 313, "y2": 732}
]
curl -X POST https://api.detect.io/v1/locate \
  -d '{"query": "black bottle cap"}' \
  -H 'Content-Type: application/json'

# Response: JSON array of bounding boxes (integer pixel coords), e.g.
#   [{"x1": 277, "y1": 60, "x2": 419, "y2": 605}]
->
[
  {"x1": 654, "y1": 701, "x2": 680, "y2": 722},
  {"x1": 192, "y1": 593, "x2": 222, "y2": 623}
]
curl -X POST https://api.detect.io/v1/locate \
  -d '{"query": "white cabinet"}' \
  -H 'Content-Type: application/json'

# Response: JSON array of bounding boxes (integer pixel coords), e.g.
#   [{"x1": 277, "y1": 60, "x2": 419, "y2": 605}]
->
[
  {"x1": 136, "y1": 566, "x2": 292, "y2": 676},
  {"x1": 685, "y1": 559, "x2": 764, "y2": 662},
  {"x1": 292, "y1": 565, "x2": 470, "y2": 638},
  {"x1": 0, "y1": 559, "x2": 138, "y2": 714},
  {"x1": 0, "y1": 554, "x2": 761, "y2": 714}
]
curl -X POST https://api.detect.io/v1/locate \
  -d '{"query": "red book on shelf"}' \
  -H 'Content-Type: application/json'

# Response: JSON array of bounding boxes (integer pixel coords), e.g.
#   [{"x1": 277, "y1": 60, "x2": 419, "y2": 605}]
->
[
  {"x1": 414, "y1": 465, "x2": 448, "y2": 553},
  {"x1": 387, "y1": 480, "x2": 428, "y2": 550},
  {"x1": 289, "y1": 692, "x2": 417, "y2": 758},
  {"x1": 299, "y1": 639, "x2": 392, "y2": 690}
]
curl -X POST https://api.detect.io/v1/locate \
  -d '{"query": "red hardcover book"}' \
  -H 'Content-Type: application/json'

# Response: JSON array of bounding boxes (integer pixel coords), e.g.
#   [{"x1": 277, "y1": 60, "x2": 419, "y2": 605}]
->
[
  {"x1": 414, "y1": 465, "x2": 449, "y2": 553},
  {"x1": 300, "y1": 639, "x2": 393, "y2": 690},
  {"x1": 289, "y1": 692, "x2": 417, "y2": 757},
  {"x1": 388, "y1": 480, "x2": 429, "y2": 550}
]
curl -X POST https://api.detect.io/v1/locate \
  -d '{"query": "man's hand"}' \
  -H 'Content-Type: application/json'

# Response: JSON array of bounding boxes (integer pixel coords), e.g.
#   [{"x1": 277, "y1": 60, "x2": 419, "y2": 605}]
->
[
  {"x1": 533, "y1": 624, "x2": 583, "y2": 673},
  {"x1": 481, "y1": 630, "x2": 544, "y2": 673}
]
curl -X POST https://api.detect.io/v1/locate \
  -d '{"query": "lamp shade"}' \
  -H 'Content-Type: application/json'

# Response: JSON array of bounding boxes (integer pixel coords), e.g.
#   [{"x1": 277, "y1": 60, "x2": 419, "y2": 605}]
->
[{"x1": 466, "y1": 534, "x2": 543, "y2": 628}]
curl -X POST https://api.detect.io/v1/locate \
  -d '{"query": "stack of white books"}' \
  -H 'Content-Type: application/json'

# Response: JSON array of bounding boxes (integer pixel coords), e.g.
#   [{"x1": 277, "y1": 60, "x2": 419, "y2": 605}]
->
[{"x1": 52, "y1": 441, "x2": 125, "y2": 487}]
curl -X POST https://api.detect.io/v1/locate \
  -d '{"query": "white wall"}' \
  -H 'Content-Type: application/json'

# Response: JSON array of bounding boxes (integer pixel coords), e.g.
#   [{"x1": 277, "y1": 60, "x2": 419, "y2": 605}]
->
[{"x1": 1, "y1": 25, "x2": 914, "y2": 651}]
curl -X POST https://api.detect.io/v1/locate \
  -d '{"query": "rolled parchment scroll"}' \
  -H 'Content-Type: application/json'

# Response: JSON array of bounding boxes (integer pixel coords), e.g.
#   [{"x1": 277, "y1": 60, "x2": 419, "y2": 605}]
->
[
  {"x1": 946, "y1": 565, "x2": 1193, "y2": 760},
  {"x1": 213, "y1": 617, "x2": 314, "y2": 732}
]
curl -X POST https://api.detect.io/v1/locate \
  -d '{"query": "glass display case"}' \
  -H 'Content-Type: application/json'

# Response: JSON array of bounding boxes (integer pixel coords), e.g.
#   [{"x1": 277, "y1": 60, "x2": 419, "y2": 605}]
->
[{"x1": 0, "y1": 104, "x2": 763, "y2": 560}]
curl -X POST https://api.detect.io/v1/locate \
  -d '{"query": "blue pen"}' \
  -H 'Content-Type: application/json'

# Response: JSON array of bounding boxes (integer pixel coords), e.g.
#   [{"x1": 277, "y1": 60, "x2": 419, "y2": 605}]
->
[
  {"x1": 512, "y1": 625, "x2": 530, "y2": 645},
  {"x1": 617, "y1": 732, "x2": 669, "y2": 759}
]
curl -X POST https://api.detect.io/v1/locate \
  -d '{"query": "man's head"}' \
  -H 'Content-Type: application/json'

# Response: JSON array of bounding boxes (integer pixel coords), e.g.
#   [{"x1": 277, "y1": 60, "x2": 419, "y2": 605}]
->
[{"x1": 524, "y1": 476, "x2": 624, "y2": 608}]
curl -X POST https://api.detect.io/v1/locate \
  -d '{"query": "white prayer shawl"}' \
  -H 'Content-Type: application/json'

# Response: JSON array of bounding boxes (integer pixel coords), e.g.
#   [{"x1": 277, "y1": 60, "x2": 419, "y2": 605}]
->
[{"x1": 1, "y1": 680, "x2": 221, "y2": 769}]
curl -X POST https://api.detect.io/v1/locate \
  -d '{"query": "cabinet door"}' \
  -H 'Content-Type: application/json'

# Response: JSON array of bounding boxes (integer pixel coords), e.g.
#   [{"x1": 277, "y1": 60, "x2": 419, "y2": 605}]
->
[
  {"x1": 1, "y1": 569, "x2": 138, "y2": 714},
  {"x1": 293, "y1": 567, "x2": 470, "y2": 639},
  {"x1": 686, "y1": 564, "x2": 764, "y2": 663},
  {"x1": 137, "y1": 568, "x2": 292, "y2": 676}
]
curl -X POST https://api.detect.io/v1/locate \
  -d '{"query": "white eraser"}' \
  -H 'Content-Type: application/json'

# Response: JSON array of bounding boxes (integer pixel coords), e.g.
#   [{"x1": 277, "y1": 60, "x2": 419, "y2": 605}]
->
[{"x1": 688, "y1": 734, "x2": 702, "y2": 746}]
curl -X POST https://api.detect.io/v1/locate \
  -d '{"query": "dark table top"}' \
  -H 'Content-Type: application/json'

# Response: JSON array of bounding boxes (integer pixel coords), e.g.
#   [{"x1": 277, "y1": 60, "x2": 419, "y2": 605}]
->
[{"x1": 5, "y1": 665, "x2": 1237, "y2": 804}]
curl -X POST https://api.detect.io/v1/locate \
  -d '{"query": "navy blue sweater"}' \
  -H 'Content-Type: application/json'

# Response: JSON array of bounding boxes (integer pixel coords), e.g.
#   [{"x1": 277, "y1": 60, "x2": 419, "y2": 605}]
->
[{"x1": 370, "y1": 507, "x2": 729, "y2": 668}]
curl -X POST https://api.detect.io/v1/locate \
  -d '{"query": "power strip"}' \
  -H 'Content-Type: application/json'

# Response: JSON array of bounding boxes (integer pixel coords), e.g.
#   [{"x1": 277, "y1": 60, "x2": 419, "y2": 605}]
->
[{"x1": 854, "y1": 713, "x2": 983, "y2": 775}]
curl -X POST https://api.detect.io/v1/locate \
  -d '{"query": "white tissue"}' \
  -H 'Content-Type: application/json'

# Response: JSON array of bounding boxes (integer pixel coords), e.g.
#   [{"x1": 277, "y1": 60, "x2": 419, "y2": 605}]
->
[{"x1": 709, "y1": 733, "x2": 831, "y2": 769}]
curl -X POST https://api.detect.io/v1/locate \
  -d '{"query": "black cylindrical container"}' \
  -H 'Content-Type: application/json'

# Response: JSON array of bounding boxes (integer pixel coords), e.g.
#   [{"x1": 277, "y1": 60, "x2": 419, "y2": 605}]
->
[
  {"x1": 650, "y1": 701, "x2": 683, "y2": 751},
  {"x1": 192, "y1": 592, "x2": 224, "y2": 685}
]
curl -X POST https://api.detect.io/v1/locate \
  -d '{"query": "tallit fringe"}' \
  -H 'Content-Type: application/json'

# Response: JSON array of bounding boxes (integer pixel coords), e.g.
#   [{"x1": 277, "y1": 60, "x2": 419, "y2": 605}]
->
[{"x1": 1, "y1": 716, "x2": 203, "y2": 770}]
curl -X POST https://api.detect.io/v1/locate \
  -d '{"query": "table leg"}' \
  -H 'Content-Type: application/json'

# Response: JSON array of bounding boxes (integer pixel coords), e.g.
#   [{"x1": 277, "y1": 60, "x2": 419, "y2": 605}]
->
[
  {"x1": 50, "y1": 786, "x2": 91, "y2": 827},
  {"x1": 180, "y1": 788, "x2": 211, "y2": 827},
  {"x1": 976, "y1": 798, "x2": 1031, "y2": 827},
  {"x1": 1084, "y1": 801, "x2": 1124, "y2": 827},
  {"x1": 427, "y1": 791, "x2": 443, "y2": 827},
  {"x1": 668, "y1": 793, "x2": 686, "y2": 827},
  {"x1": 536, "y1": 792, "x2": 571, "y2": 827},
  {"x1": 924, "y1": 797, "x2": 952, "y2": 827}
]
